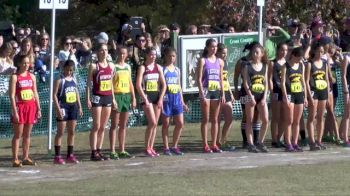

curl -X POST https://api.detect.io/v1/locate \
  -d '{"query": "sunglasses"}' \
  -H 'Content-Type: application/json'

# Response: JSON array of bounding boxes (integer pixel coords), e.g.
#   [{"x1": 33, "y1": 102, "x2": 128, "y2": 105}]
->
[
  {"x1": 42, "y1": 38, "x2": 49, "y2": 41},
  {"x1": 34, "y1": 50, "x2": 40, "y2": 53},
  {"x1": 139, "y1": 39, "x2": 146, "y2": 42},
  {"x1": 65, "y1": 42, "x2": 72, "y2": 45},
  {"x1": 17, "y1": 34, "x2": 25, "y2": 37}
]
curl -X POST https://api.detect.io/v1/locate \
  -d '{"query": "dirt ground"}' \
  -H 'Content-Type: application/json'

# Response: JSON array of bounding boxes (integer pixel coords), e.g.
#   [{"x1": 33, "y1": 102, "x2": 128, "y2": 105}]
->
[{"x1": 1, "y1": 146, "x2": 350, "y2": 184}]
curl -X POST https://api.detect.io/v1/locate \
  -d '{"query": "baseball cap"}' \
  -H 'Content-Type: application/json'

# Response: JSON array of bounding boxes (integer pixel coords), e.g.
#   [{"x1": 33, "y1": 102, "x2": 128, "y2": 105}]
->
[
  {"x1": 287, "y1": 19, "x2": 300, "y2": 28},
  {"x1": 121, "y1": 23, "x2": 132, "y2": 32},
  {"x1": 311, "y1": 19, "x2": 324, "y2": 29},
  {"x1": 94, "y1": 32, "x2": 108, "y2": 44},
  {"x1": 169, "y1": 23, "x2": 180, "y2": 31}
]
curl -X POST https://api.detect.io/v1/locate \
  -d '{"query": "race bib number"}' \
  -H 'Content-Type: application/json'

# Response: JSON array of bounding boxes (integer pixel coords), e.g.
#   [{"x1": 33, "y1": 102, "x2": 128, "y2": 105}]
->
[
  {"x1": 251, "y1": 84, "x2": 265, "y2": 93},
  {"x1": 66, "y1": 92, "x2": 77, "y2": 103},
  {"x1": 208, "y1": 80, "x2": 220, "y2": 91},
  {"x1": 223, "y1": 81, "x2": 230, "y2": 91},
  {"x1": 315, "y1": 80, "x2": 327, "y2": 90},
  {"x1": 117, "y1": 74, "x2": 130, "y2": 93},
  {"x1": 291, "y1": 82, "x2": 302, "y2": 93},
  {"x1": 20, "y1": 89, "x2": 33, "y2": 101},
  {"x1": 168, "y1": 84, "x2": 180, "y2": 94},
  {"x1": 146, "y1": 80, "x2": 158, "y2": 92},
  {"x1": 100, "y1": 80, "x2": 112, "y2": 91},
  {"x1": 92, "y1": 95, "x2": 100, "y2": 104}
]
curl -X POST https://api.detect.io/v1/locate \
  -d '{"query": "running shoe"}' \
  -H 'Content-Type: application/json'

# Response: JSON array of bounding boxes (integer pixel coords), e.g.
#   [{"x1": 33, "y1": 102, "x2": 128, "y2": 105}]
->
[
  {"x1": 118, "y1": 151, "x2": 135, "y2": 159},
  {"x1": 247, "y1": 145, "x2": 259, "y2": 153},
  {"x1": 335, "y1": 139, "x2": 344, "y2": 146},
  {"x1": 170, "y1": 147, "x2": 184, "y2": 156},
  {"x1": 271, "y1": 141, "x2": 285, "y2": 148},
  {"x1": 98, "y1": 151, "x2": 110, "y2": 161},
  {"x1": 211, "y1": 145, "x2": 223, "y2": 153},
  {"x1": 309, "y1": 143, "x2": 321, "y2": 151},
  {"x1": 256, "y1": 143, "x2": 269, "y2": 153},
  {"x1": 163, "y1": 148, "x2": 172, "y2": 156},
  {"x1": 285, "y1": 144, "x2": 295, "y2": 152},
  {"x1": 12, "y1": 160, "x2": 22, "y2": 167},
  {"x1": 66, "y1": 154, "x2": 79, "y2": 164},
  {"x1": 292, "y1": 144, "x2": 303, "y2": 152},
  {"x1": 221, "y1": 143, "x2": 236, "y2": 152},
  {"x1": 145, "y1": 148, "x2": 155, "y2": 157},
  {"x1": 109, "y1": 152, "x2": 119, "y2": 160},
  {"x1": 151, "y1": 149, "x2": 160, "y2": 157},
  {"x1": 22, "y1": 158, "x2": 37, "y2": 166},
  {"x1": 90, "y1": 152, "x2": 104, "y2": 161},
  {"x1": 242, "y1": 141, "x2": 249, "y2": 149},
  {"x1": 203, "y1": 145, "x2": 213, "y2": 153},
  {"x1": 317, "y1": 142, "x2": 327, "y2": 150},
  {"x1": 53, "y1": 155, "x2": 66, "y2": 165},
  {"x1": 343, "y1": 141, "x2": 350, "y2": 148}
]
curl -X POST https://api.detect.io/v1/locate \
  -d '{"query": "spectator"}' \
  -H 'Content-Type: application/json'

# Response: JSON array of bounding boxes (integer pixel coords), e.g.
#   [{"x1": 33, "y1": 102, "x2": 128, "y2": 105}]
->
[
  {"x1": 9, "y1": 40, "x2": 19, "y2": 58},
  {"x1": 198, "y1": 24, "x2": 211, "y2": 34},
  {"x1": 58, "y1": 36, "x2": 78, "y2": 69},
  {"x1": 154, "y1": 25, "x2": 170, "y2": 59},
  {"x1": 16, "y1": 38, "x2": 35, "y2": 71},
  {"x1": 76, "y1": 36, "x2": 92, "y2": 67},
  {"x1": 39, "y1": 32, "x2": 51, "y2": 59},
  {"x1": 310, "y1": 18, "x2": 324, "y2": 41},
  {"x1": 287, "y1": 19, "x2": 300, "y2": 36},
  {"x1": 131, "y1": 33, "x2": 147, "y2": 73},
  {"x1": 144, "y1": 32, "x2": 153, "y2": 48},
  {"x1": 94, "y1": 32, "x2": 108, "y2": 44},
  {"x1": 340, "y1": 17, "x2": 350, "y2": 52},
  {"x1": 265, "y1": 25, "x2": 291, "y2": 60},
  {"x1": 117, "y1": 23, "x2": 134, "y2": 47},
  {"x1": 186, "y1": 25, "x2": 197, "y2": 35},
  {"x1": 0, "y1": 42, "x2": 16, "y2": 75},
  {"x1": 15, "y1": 28, "x2": 26, "y2": 44},
  {"x1": 169, "y1": 23, "x2": 181, "y2": 35},
  {"x1": 33, "y1": 44, "x2": 47, "y2": 83},
  {"x1": 227, "y1": 25, "x2": 235, "y2": 33}
]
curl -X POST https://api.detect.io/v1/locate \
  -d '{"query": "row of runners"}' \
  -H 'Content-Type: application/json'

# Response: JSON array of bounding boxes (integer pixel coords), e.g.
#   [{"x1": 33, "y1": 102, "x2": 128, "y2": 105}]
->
[{"x1": 8, "y1": 36, "x2": 350, "y2": 167}]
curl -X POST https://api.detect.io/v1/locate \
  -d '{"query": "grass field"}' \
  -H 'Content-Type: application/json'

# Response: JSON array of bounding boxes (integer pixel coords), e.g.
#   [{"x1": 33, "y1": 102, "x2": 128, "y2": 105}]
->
[{"x1": 1, "y1": 122, "x2": 350, "y2": 195}]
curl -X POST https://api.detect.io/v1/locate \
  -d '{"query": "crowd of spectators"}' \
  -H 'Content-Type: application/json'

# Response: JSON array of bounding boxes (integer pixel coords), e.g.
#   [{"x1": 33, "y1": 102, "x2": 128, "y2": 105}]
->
[{"x1": 0, "y1": 16, "x2": 349, "y2": 81}]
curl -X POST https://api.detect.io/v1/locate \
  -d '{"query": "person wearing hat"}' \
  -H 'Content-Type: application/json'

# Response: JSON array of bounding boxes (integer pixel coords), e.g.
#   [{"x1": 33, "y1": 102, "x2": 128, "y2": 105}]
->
[
  {"x1": 265, "y1": 24, "x2": 291, "y2": 60},
  {"x1": 154, "y1": 25, "x2": 170, "y2": 60},
  {"x1": 95, "y1": 32, "x2": 109, "y2": 44},
  {"x1": 340, "y1": 17, "x2": 350, "y2": 52},
  {"x1": 169, "y1": 23, "x2": 180, "y2": 35},
  {"x1": 310, "y1": 18, "x2": 324, "y2": 41},
  {"x1": 287, "y1": 19, "x2": 300, "y2": 36}
]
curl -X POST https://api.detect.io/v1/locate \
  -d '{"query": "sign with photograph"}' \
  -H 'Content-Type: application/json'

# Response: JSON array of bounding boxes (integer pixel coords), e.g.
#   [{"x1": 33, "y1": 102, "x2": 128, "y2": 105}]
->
[
  {"x1": 178, "y1": 32, "x2": 258, "y2": 93},
  {"x1": 178, "y1": 35, "x2": 220, "y2": 93}
]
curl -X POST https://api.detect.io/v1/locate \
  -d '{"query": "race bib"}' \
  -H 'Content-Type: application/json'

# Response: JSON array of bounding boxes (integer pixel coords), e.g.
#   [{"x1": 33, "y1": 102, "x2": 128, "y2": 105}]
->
[
  {"x1": 20, "y1": 89, "x2": 33, "y2": 101},
  {"x1": 208, "y1": 80, "x2": 220, "y2": 91},
  {"x1": 315, "y1": 80, "x2": 327, "y2": 90},
  {"x1": 223, "y1": 81, "x2": 230, "y2": 91},
  {"x1": 168, "y1": 84, "x2": 180, "y2": 94},
  {"x1": 146, "y1": 80, "x2": 158, "y2": 92},
  {"x1": 291, "y1": 82, "x2": 302, "y2": 93},
  {"x1": 251, "y1": 83, "x2": 265, "y2": 93},
  {"x1": 100, "y1": 80, "x2": 112, "y2": 91},
  {"x1": 92, "y1": 95, "x2": 100, "y2": 104},
  {"x1": 66, "y1": 92, "x2": 77, "y2": 103}
]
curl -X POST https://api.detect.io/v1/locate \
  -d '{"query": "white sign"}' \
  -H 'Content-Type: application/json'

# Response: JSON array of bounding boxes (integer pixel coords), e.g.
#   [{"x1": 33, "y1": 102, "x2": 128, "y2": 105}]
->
[
  {"x1": 257, "y1": 0, "x2": 265, "y2": 6},
  {"x1": 39, "y1": 0, "x2": 69, "y2": 9}
]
